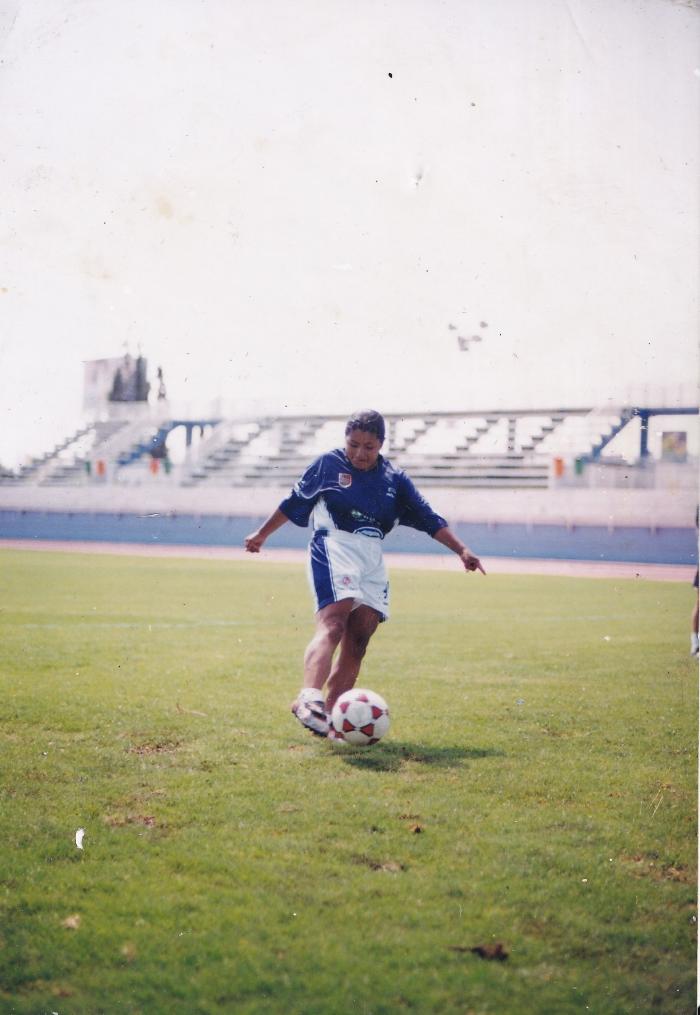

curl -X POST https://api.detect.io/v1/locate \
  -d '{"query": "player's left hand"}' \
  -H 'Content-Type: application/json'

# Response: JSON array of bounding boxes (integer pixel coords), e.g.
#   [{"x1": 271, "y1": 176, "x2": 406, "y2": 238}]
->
[{"x1": 460, "y1": 549, "x2": 486, "y2": 574}]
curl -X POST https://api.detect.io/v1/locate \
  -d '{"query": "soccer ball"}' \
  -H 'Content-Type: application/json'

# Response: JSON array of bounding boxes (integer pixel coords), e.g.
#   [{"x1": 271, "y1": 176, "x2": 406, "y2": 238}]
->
[{"x1": 331, "y1": 688, "x2": 390, "y2": 746}]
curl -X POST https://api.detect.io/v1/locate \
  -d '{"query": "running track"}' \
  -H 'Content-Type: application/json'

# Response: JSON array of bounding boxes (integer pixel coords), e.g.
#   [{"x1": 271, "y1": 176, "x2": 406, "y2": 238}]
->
[{"x1": 1, "y1": 538, "x2": 694, "y2": 582}]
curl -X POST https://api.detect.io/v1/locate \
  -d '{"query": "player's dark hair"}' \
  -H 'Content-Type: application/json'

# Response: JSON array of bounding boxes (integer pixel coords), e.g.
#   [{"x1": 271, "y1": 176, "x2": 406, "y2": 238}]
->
[{"x1": 345, "y1": 410, "x2": 386, "y2": 444}]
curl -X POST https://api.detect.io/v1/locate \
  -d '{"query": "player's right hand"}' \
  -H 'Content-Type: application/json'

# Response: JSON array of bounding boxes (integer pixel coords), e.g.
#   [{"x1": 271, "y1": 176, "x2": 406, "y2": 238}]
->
[
  {"x1": 244, "y1": 531, "x2": 264, "y2": 553},
  {"x1": 460, "y1": 549, "x2": 486, "y2": 574}
]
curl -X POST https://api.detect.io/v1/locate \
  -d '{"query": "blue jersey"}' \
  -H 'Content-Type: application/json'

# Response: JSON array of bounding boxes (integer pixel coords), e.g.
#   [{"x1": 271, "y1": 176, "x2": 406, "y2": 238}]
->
[{"x1": 279, "y1": 449, "x2": 447, "y2": 540}]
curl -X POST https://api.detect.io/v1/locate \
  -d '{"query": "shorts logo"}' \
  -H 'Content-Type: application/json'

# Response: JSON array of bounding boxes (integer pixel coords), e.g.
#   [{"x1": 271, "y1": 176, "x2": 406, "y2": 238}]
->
[
  {"x1": 341, "y1": 575, "x2": 353, "y2": 587},
  {"x1": 338, "y1": 473, "x2": 352, "y2": 488}
]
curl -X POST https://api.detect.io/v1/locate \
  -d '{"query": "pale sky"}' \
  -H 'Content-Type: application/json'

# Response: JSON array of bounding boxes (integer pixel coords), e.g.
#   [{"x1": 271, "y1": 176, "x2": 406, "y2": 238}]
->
[{"x1": 1, "y1": 0, "x2": 698, "y2": 466}]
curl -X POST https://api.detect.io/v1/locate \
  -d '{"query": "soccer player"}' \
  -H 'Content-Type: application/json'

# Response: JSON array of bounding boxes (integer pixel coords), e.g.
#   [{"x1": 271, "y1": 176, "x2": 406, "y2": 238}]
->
[
  {"x1": 692, "y1": 508, "x2": 699, "y2": 657},
  {"x1": 691, "y1": 507, "x2": 698, "y2": 657},
  {"x1": 244, "y1": 410, "x2": 485, "y2": 739}
]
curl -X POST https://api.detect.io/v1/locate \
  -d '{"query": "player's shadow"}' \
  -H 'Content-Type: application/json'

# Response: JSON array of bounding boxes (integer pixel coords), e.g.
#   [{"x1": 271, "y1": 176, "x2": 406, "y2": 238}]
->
[{"x1": 335, "y1": 741, "x2": 504, "y2": 772}]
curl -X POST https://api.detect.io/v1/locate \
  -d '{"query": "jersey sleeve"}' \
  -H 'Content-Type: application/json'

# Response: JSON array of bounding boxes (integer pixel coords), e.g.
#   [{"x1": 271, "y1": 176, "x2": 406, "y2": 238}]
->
[
  {"x1": 278, "y1": 455, "x2": 328, "y2": 527},
  {"x1": 395, "y1": 472, "x2": 447, "y2": 536}
]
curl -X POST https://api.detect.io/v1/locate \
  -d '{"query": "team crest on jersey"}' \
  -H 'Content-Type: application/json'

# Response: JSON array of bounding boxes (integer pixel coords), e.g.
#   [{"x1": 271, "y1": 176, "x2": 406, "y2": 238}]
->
[{"x1": 338, "y1": 472, "x2": 352, "y2": 488}]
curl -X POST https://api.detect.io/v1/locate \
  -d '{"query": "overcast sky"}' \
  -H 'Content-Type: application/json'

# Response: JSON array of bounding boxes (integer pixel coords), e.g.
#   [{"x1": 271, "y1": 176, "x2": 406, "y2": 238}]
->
[{"x1": 1, "y1": 0, "x2": 698, "y2": 466}]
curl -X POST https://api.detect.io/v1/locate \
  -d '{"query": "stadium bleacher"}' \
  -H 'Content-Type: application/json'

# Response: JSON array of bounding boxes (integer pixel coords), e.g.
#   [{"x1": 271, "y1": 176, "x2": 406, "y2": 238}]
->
[
  {"x1": 3, "y1": 420, "x2": 129, "y2": 487},
  {"x1": 2, "y1": 407, "x2": 696, "y2": 492},
  {"x1": 171, "y1": 410, "x2": 584, "y2": 489},
  {"x1": 0, "y1": 405, "x2": 696, "y2": 565}
]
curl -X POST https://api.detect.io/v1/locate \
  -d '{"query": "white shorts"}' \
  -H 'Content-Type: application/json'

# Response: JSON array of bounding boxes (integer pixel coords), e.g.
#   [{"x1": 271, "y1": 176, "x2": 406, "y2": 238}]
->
[{"x1": 307, "y1": 529, "x2": 390, "y2": 620}]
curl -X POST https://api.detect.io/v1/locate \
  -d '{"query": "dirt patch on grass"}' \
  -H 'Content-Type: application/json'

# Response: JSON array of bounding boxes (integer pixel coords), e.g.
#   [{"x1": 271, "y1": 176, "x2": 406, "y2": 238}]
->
[
  {"x1": 103, "y1": 813, "x2": 157, "y2": 828},
  {"x1": 620, "y1": 854, "x2": 694, "y2": 883},
  {"x1": 127, "y1": 738, "x2": 180, "y2": 756},
  {"x1": 352, "y1": 854, "x2": 406, "y2": 872},
  {"x1": 17, "y1": 979, "x2": 75, "y2": 997},
  {"x1": 450, "y1": 942, "x2": 509, "y2": 961}
]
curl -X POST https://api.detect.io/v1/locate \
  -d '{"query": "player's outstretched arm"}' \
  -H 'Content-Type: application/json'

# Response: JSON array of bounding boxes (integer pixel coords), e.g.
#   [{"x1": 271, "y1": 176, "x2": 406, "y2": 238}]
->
[
  {"x1": 432, "y1": 526, "x2": 486, "y2": 574},
  {"x1": 244, "y1": 508, "x2": 289, "y2": 553}
]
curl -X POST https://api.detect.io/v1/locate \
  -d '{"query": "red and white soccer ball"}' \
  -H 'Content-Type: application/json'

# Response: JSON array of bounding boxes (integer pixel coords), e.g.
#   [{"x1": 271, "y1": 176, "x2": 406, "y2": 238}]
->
[{"x1": 331, "y1": 688, "x2": 390, "y2": 746}]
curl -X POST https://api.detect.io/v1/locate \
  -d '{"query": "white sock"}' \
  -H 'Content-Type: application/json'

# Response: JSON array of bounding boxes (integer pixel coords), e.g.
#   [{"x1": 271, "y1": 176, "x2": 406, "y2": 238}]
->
[
  {"x1": 691, "y1": 633, "x2": 699, "y2": 653},
  {"x1": 299, "y1": 687, "x2": 324, "y2": 703}
]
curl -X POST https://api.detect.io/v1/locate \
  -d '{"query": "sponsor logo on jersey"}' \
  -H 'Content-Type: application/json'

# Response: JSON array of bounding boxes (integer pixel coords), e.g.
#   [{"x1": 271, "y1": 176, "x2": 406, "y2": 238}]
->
[{"x1": 338, "y1": 472, "x2": 352, "y2": 488}]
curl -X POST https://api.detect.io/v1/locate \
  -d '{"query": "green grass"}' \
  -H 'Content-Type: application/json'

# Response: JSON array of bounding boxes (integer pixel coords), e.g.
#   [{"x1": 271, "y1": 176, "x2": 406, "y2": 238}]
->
[{"x1": 0, "y1": 548, "x2": 696, "y2": 1014}]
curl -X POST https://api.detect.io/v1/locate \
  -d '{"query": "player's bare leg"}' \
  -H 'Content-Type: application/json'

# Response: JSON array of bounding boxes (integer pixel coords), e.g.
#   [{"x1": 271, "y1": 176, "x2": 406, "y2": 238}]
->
[
  {"x1": 325, "y1": 605, "x2": 381, "y2": 714},
  {"x1": 291, "y1": 600, "x2": 354, "y2": 736},
  {"x1": 301, "y1": 599, "x2": 354, "y2": 690}
]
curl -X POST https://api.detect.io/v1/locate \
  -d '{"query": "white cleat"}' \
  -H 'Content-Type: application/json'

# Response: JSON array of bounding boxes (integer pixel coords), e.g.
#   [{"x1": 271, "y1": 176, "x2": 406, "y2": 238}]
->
[{"x1": 291, "y1": 688, "x2": 329, "y2": 737}]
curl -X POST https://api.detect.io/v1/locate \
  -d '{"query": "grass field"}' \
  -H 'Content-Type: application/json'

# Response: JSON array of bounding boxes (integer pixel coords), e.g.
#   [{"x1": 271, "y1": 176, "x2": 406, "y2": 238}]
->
[{"x1": 0, "y1": 547, "x2": 697, "y2": 1014}]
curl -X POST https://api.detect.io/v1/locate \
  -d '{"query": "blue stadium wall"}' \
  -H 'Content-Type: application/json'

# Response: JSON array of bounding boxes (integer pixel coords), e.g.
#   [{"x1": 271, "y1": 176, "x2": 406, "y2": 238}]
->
[{"x1": 0, "y1": 510, "x2": 696, "y2": 565}]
